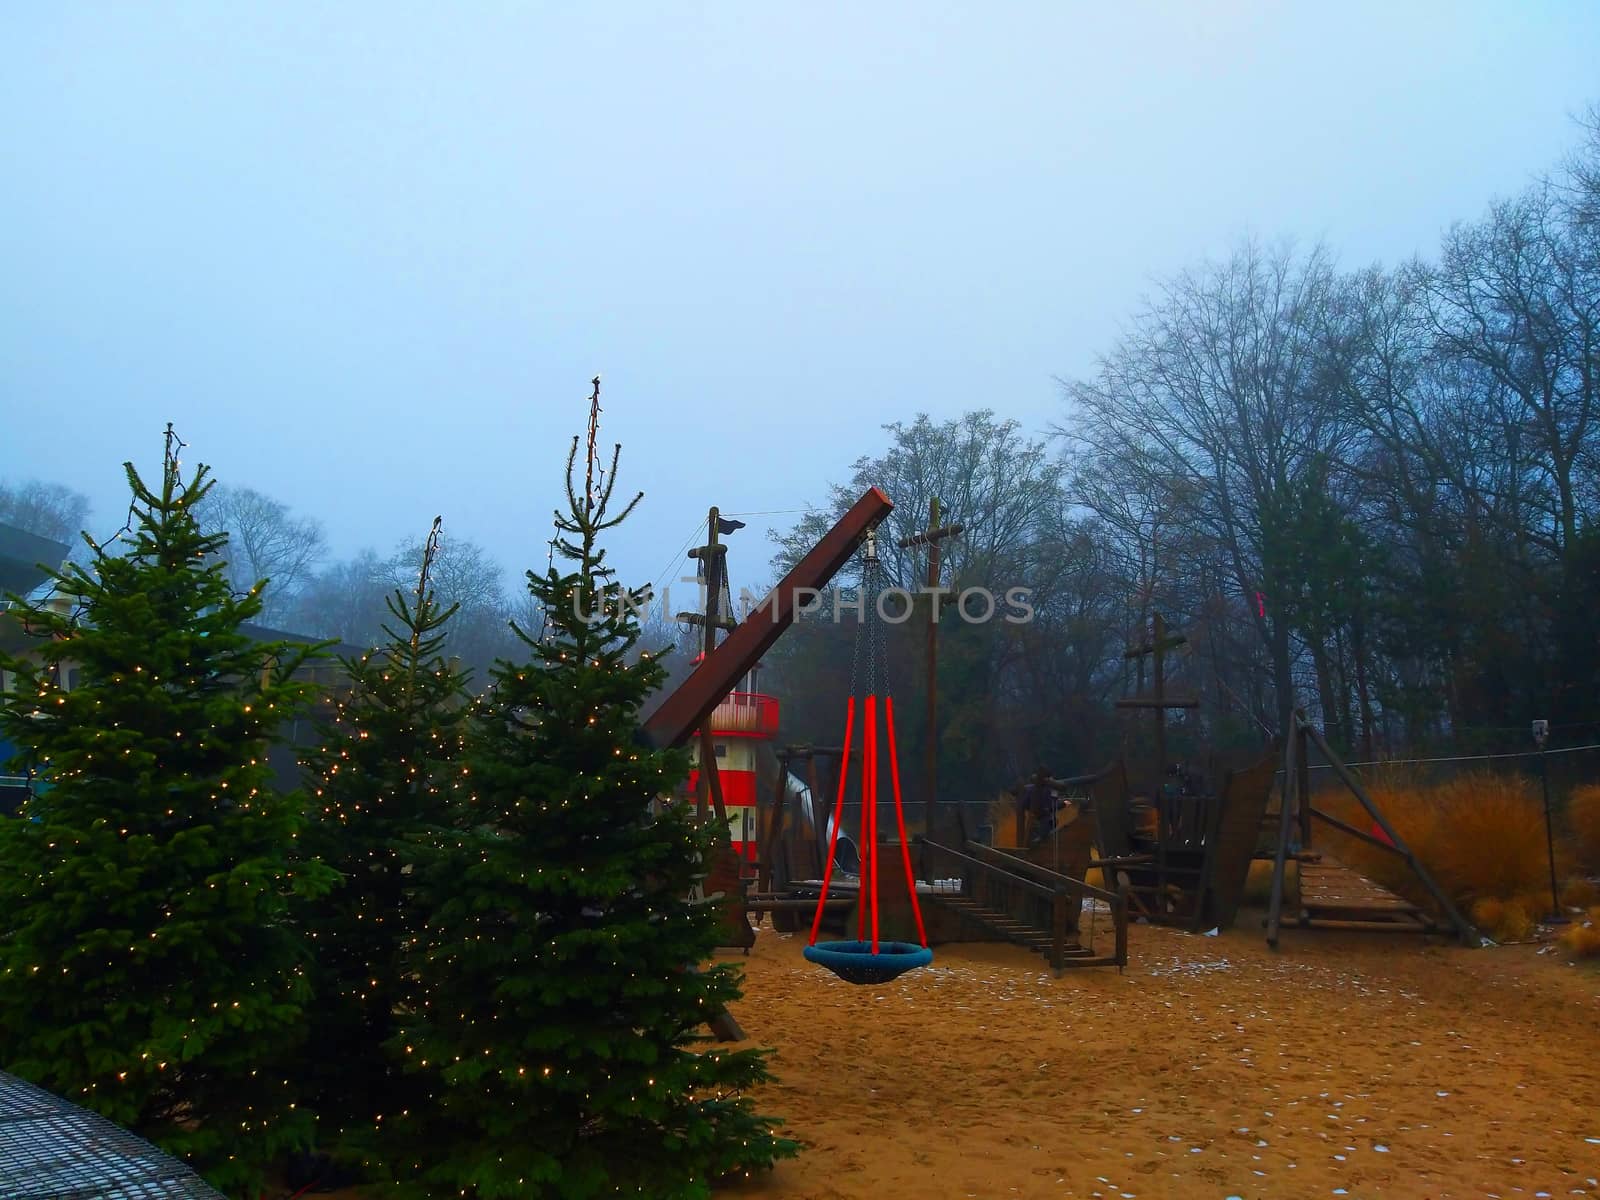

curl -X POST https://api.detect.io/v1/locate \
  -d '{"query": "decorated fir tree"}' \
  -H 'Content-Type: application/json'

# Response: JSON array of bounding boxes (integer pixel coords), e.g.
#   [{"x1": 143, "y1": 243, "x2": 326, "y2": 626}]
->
[
  {"x1": 300, "y1": 517, "x2": 473, "y2": 1160},
  {"x1": 380, "y1": 399, "x2": 795, "y2": 1198},
  {"x1": 0, "y1": 432, "x2": 336, "y2": 1196}
]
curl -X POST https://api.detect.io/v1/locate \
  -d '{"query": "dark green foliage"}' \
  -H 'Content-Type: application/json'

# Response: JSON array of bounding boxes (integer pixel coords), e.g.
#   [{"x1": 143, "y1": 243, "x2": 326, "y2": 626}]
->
[
  {"x1": 299, "y1": 521, "x2": 473, "y2": 1161},
  {"x1": 0, "y1": 453, "x2": 335, "y2": 1197},
  {"x1": 375, "y1": 437, "x2": 796, "y2": 1198}
]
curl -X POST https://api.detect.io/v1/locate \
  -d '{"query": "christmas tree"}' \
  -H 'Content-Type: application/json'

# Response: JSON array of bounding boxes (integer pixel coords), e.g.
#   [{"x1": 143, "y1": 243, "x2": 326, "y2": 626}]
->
[
  {"x1": 300, "y1": 517, "x2": 473, "y2": 1161},
  {"x1": 0, "y1": 431, "x2": 336, "y2": 1196},
  {"x1": 380, "y1": 388, "x2": 796, "y2": 1198}
]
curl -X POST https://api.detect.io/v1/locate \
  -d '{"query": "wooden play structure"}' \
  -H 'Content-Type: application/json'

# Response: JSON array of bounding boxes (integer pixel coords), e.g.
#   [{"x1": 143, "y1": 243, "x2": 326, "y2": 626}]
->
[
  {"x1": 1078, "y1": 748, "x2": 1280, "y2": 932},
  {"x1": 1263, "y1": 708, "x2": 1478, "y2": 947},
  {"x1": 643, "y1": 492, "x2": 1131, "y2": 974},
  {"x1": 1045, "y1": 611, "x2": 1284, "y2": 933}
]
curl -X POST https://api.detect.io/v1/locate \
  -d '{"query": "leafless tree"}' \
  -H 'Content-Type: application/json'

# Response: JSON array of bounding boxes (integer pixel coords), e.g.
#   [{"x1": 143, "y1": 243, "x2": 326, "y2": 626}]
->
[
  {"x1": 197, "y1": 484, "x2": 326, "y2": 623},
  {"x1": 0, "y1": 479, "x2": 91, "y2": 544},
  {"x1": 1062, "y1": 239, "x2": 1355, "y2": 735}
]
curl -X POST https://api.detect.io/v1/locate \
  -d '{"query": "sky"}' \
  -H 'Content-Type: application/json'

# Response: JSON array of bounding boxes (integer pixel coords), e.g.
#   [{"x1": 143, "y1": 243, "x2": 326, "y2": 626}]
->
[{"x1": 4, "y1": 2, "x2": 1600, "y2": 608}]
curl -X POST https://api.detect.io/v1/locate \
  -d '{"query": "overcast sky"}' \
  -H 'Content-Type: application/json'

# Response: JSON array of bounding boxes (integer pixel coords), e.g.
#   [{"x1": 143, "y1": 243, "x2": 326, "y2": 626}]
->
[{"x1": 4, "y1": 3, "x2": 1599, "y2": 605}]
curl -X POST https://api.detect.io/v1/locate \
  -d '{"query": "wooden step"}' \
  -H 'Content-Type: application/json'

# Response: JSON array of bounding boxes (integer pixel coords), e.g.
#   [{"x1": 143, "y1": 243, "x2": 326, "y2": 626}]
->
[{"x1": 1301, "y1": 917, "x2": 1431, "y2": 933}]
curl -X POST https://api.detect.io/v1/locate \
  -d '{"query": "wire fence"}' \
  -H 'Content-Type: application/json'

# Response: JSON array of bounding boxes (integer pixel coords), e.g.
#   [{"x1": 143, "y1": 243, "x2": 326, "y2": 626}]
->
[{"x1": 1300, "y1": 740, "x2": 1600, "y2": 803}]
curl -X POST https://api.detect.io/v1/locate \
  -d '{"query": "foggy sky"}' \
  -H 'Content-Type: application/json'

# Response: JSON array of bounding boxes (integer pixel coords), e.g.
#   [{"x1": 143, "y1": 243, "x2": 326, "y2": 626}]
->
[{"x1": 4, "y1": 3, "x2": 1599, "y2": 611}]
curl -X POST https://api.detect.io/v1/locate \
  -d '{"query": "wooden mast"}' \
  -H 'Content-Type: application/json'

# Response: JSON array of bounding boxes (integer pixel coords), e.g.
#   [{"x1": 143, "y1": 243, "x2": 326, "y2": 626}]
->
[
  {"x1": 676, "y1": 506, "x2": 738, "y2": 831},
  {"x1": 897, "y1": 497, "x2": 963, "y2": 874},
  {"x1": 1115, "y1": 612, "x2": 1198, "y2": 906}
]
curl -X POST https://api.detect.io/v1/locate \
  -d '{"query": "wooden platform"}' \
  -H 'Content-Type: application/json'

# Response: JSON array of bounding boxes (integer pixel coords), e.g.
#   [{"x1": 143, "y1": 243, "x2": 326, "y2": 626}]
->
[{"x1": 1295, "y1": 854, "x2": 1430, "y2": 933}]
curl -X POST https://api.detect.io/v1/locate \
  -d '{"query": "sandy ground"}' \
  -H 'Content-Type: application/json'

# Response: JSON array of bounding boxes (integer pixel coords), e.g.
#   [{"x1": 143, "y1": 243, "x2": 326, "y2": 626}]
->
[
  {"x1": 718, "y1": 918, "x2": 1600, "y2": 1200},
  {"x1": 310, "y1": 917, "x2": 1600, "y2": 1199}
]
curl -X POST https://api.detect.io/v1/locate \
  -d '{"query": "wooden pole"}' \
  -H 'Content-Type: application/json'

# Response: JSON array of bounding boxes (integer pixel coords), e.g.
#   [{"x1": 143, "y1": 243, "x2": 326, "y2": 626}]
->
[
  {"x1": 682, "y1": 506, "x2": 737, "y2": 832},
  {"x1": 1297, "y1": 720, "x2": 1313, "y2": 850},
  {"x1": 699, "y1": 727, "x2": 729, "y2": 830},
  {"x1": 1266, "y1": 714, "x2": 1300, "y2": 950},
  {"x1": 898, "y1": 497, "x2": 963, "y2": 873},
  {"x1": 758, "y1": 751, "x2": 789, "y2": 895},
  {"x1": 1301, "y1": 722, "x2": 1478, "y2": 947}
]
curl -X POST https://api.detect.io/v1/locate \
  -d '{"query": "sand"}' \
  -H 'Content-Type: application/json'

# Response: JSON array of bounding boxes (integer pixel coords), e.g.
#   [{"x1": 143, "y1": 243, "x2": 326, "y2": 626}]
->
[
  {"x1": 719, "y1": 919, "x2": 1600, "y2": 1200},
  {"x1": 310, "y1": 918, "x2": 1600, "y2": 1198}
]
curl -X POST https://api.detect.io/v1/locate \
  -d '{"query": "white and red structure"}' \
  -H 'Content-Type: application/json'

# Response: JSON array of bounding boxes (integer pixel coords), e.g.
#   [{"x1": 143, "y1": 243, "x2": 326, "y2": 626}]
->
[{"x1": 684, "y1": 667, "x2": 779, "y2": 871}]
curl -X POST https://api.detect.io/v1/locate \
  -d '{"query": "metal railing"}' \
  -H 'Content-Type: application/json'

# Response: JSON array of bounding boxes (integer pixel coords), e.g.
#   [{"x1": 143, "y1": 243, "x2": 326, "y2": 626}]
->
[{"x1": 707, "y1": 691, "x2": 780, "y2": 737}]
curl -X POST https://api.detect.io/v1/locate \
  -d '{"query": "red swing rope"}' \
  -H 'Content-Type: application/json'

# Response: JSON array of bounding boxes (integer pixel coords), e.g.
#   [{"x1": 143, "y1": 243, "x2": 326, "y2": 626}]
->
[
  {"x1": 886, "y1": 695, "x2": 928, "y2": 946},
  {"x1": 808, "y1": 696, "x2": 855, "y2": 946},
  {"x1": 867, "y1": 694, "x2": 880, "y2": 950},
  {"x1": 808, "y1": 536, "x2": 930, "y2": 957}
]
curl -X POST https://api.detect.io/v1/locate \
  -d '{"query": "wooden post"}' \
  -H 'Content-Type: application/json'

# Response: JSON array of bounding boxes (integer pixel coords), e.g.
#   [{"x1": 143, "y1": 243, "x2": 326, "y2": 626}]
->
[
  {"x1": 898, "y1": 497, "x2": 964, "y2": 871},
  {"x1": 1296, "y1": 721, "x2": 1313, "y2": 850},
  {"x1": 807, "y1": 752, "x2": 825, "y2": 881},
  {"x1": 758, "y1": 750, "x2": 789, "y2": 895},
  {"x1": 1302, "y1": 722, "x2": 1478, "y2": 947},
  {"x1": 1266, "y1": 714, "x2": 1300, "y2": 950},
  {"x1": 1051, "y1": 887, "x2": 1067, "y2": 974},
  {"x1": 1114, "y1": 879, "x2": 1130, "y2": 969}
]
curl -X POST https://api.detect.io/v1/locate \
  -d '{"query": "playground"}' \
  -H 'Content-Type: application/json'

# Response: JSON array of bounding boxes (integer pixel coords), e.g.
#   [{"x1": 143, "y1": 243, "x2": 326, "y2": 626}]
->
[{"x1": 720, "y1": 923, "x2": 1600, "y2": 1200}]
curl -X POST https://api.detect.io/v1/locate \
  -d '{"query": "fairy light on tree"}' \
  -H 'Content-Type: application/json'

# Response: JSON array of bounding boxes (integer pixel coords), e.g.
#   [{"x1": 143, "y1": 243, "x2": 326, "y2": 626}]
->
[
  {"x1": 299, "y1": 514, "x2": 474, "y2": 1167},
  {"x1": 0, "y1": 427, "x2": 337, "y2": 1196},
  {"x1": 374, "y1": 385, "x2": 796, "y2": 1197}
]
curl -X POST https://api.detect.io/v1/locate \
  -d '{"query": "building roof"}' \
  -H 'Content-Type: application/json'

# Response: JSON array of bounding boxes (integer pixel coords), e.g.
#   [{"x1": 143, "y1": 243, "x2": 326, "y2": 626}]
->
[
  {"x1": 0, "y1": 1071, "x2": 225, "y2": 1198},
  {"x1": 0, "y1": 522, "x2": 70, "y2": 600}
]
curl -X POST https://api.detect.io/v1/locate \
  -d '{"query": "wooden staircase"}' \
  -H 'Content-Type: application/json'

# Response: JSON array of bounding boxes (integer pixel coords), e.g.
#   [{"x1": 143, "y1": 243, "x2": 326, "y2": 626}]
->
[{"x1": 935, "y1": 894, "x2": 1054, "y2": 956}]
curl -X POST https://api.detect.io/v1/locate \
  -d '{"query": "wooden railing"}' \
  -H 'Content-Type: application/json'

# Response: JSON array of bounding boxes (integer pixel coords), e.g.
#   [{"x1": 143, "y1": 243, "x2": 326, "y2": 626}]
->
[{"x1": 920, "y1": 838, "x2": 1128, "y2": 970}]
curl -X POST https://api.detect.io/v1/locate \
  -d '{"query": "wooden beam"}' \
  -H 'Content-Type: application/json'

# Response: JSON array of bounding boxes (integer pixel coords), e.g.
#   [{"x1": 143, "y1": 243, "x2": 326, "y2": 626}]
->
[
  {"x1": 642, "y1": 487, "x2": 894, "y2": 748},
  {"x1": 1309, "y1": 806, "x2": 1408, "y2": 856},
  {"x1": 897, "y1": 521, "x2": 965, "y2": 548},
  {"x1": 1114, "y1": 697, "x2": 1200, "y2": 709}
]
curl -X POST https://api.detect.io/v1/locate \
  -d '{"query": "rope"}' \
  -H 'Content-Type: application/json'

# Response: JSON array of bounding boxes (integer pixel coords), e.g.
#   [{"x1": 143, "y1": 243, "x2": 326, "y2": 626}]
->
[{"x1": 1302, "y1": 742, "x2": 1600, "y2": 770}]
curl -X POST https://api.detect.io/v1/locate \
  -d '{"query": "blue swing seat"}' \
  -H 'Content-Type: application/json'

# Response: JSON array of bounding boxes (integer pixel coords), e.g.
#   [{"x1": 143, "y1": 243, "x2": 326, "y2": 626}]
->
[{"x1": 804, "y1": 939, "x2": 933, "y2": 985}]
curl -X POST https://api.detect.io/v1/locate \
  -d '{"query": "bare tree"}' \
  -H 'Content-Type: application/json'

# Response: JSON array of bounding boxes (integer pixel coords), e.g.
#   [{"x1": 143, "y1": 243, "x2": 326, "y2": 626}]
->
[
  {"x1": 1062, "y1": 239, "x2": 1355, "y2": 735},
  {"x1": 1422, "y1": 183, "x2": 1600, "y2": 558},
  {"x1": 288, "y1": 549, "x2": 394, "y2": 648},
  {"x1": 770, "y1": 410, "x2": 1063, "y2": 590},
  {"x1": 0, "y1": 479, "x2": 91, "y2": 544},
  {"x1": 197, "y1": 484, "x2": 326, "y2": 623}
]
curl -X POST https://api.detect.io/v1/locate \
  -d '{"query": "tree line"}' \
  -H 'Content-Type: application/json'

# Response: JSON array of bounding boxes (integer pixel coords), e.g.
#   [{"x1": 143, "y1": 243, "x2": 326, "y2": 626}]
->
[
  {"x1": 767, "y1": 110, "x2": 1600, "y2": 802},
  {"x1": 8, "y1": 109, "x2": 1597, "y2": 808}
]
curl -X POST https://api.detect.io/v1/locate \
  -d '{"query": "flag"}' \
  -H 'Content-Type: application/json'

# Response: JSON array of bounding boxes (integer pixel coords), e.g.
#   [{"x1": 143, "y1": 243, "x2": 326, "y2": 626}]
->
[{"x1": 716, "y1": 517, "x2": 746, "y2": 535}]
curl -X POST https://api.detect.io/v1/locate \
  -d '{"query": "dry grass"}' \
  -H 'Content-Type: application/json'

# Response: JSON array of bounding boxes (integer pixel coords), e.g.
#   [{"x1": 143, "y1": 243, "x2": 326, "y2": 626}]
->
[
  {"x1": 1561, "y1": 877, "x2": 1600, "y2": 909},
  {"x1": 1569, "y1": 783, "x2": 1600, "y2": 871},
  {"x1": 1316, "y1": 771, "x2": 1564, "y2": 916},
  {"x1": 1242, "y1": 857, "x2": 1298, "y2": 906},
  {"x1": 1471, "y1": 896, "x2": 1535, "y2": 942},
  {"x1": 1558, "y1": 907, "x2": 1600, "y2": 959},
  {"x1": 988, "y1": 793, "x2": 1022, "y2": 848}
]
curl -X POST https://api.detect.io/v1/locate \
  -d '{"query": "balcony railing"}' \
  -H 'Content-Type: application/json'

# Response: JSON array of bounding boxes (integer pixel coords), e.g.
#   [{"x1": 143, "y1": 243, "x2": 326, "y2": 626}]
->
[{"x1": 707, "y1": 691, "x2": 779, "y2": 738}]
